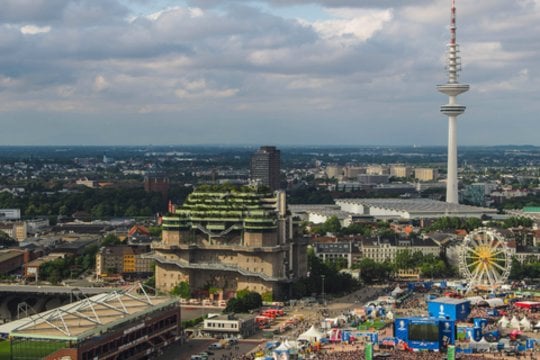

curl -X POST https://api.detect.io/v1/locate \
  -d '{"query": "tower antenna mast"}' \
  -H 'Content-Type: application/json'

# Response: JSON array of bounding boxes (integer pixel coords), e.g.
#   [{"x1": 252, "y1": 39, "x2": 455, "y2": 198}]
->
[{"x1": 437, "y1": 0, "x2": 469, "y2": 204}]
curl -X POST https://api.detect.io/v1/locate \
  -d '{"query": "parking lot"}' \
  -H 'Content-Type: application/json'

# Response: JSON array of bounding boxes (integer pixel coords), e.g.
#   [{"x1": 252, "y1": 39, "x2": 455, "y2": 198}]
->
[{"x1": 160, "y1": 338, "x2": 265, "y2": 360}]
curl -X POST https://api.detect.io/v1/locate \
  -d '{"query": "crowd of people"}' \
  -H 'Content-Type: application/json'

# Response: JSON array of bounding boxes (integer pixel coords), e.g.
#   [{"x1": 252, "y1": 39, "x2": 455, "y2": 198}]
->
[
  {"x1": 302, "y1": 348, "x2": 538, "y2": 359},
  {"x1": 177, "y1": 282, "x2": 540, "y2": 360}
]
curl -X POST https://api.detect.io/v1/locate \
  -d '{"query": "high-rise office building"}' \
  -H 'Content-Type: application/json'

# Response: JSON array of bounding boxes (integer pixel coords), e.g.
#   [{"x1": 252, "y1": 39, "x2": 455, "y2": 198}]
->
[{"x1": 250, "y1": 146, "x2": 281, "y2": 191}]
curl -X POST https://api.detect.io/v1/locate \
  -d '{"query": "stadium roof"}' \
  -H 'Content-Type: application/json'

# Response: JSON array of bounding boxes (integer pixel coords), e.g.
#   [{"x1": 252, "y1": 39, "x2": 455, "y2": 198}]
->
[
  {"x1": 288, "y1": 204, "x2": 340, "y2": 213},
  {"x1": 335, "y1": 198, "x2": 497, "y2": 219},
  {"x1": 0, "y1": 284, "x2": 177, "y2": 341}
]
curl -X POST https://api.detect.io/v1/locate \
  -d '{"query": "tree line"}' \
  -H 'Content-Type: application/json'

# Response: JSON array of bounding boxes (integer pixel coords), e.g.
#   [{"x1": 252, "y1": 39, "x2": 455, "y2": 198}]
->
[
  {"x1": 0, "y1": 185, "x2": 192, "y2": 218},
  {"x1": 353, "y1": 250, "x2": 455, "y2": 285}
]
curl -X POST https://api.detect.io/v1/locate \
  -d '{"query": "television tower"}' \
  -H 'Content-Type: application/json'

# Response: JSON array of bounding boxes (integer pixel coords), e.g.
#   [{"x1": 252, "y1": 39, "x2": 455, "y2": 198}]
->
[{"x1": 437, "y1": 0, "x2": 469, "y2": 204}]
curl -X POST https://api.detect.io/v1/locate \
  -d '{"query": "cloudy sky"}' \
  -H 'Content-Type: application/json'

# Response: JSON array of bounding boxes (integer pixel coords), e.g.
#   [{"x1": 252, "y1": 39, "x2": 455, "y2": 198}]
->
[{"x1": 0, "y1": 0, "x2": 538, "y2": 146}]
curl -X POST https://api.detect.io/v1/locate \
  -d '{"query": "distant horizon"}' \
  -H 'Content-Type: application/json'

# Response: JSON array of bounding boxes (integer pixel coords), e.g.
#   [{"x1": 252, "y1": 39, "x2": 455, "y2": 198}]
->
[{"x1": 0, "y1": 144, "x2": 537, "y2": 149}]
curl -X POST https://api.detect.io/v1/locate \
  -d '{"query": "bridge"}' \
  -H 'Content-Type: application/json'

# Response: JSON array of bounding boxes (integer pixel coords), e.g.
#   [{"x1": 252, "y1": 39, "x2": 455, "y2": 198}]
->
[{"x1": 0, "y1": 285, "x2": 118, "y2": 323}]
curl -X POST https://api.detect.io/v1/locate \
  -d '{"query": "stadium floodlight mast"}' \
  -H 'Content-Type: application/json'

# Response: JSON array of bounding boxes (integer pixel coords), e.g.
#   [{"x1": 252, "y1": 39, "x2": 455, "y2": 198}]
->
[{"x1": 437, "y1": 0, "x2": 469, "y2": 204}]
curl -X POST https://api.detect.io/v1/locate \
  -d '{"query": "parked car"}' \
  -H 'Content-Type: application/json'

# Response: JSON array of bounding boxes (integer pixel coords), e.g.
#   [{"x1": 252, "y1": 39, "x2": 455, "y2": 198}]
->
[
  {"x1": 191, "y1": 355, "x2": 205, "y2": 360},
  {"x1": 208, "y1": 342, "x2": 223, "y2": 350}
]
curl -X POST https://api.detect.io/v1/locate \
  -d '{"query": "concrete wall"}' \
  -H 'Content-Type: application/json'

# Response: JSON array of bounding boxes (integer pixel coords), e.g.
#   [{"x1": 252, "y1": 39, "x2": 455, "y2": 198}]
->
[{"x1": 244, "y1": 232, "x2": 278, "y2": 247}]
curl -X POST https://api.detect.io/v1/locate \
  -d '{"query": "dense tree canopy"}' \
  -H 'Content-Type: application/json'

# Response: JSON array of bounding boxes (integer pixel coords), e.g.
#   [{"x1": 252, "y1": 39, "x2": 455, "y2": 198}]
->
[
  {"x1": 0, "y1": 231, "x2": 17, "y2": 247},
  {"x1": 291, "y1": 249, "x2": 360, "y2": 298},
  {"x1": 500, "y1": 193, "x2": 540, "y2": 210},
  {"x1": 311, "y1": 216, "x2": 342, "y2": 235},
  {"x1": 171, "y1": 281, "x2": 191, "y2": 298},
  {"x1": 225, "y1": 290, "x2": 262, "y2": 313},
  {"x1": 424, "y1": 217, "x2": 482, "y2": 232},
  {"x1": 0, "y1": 185, "x2": 192, "y2": 218},
  {"x1": 509, "y1": 257, "x2": 540, "y2": 280},
  {"x1": 354, "y1": 258, "x2": 394, "y2": 284},
  {"x1": 287, "y1": 186, "x2": 334, "y2": 205},
  {"x1": 502, "y1": 216, "x2": 534, "y2": 229},
  {"x1": 38, "y1": 244, "x2": 98, "y2": 284}
]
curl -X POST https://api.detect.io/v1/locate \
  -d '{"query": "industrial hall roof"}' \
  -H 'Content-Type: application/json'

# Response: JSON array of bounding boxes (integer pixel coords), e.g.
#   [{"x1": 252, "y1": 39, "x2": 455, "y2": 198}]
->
[{"x1": 0, "y1": 283, "x2": 177, "y2": 341}]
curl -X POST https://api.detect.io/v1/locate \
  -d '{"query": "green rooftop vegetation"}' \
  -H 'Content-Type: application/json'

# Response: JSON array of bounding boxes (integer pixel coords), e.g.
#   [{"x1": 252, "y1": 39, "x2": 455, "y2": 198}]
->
[
  {"x1": 161, "y1": 186, "x2": 279, "y2": 233},
  {"x1": 194, "y1": 183, "x2": 271, "y2": 194}
]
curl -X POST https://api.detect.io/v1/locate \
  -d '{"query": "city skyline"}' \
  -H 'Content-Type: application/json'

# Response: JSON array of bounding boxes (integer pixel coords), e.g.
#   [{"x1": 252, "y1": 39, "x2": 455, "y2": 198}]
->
[{"x1": 0, "y1": 0, "x2": 539, "y2": 146}]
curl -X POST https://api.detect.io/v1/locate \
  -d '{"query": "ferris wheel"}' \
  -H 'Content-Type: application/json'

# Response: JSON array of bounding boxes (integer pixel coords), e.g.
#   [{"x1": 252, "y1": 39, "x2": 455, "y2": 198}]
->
[{"x1": 458, "y1": 228, "x2": 512, "y2": 292}]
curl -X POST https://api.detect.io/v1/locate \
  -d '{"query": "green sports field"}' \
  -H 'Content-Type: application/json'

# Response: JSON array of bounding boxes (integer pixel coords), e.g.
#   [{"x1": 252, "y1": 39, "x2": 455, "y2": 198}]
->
[{"x1": 0, "y1": 339, "x2": 69, "y2": 360}]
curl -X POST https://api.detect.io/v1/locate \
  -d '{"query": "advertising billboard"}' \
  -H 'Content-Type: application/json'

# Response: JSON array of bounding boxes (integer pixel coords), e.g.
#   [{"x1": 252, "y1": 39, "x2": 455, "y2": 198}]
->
[
  {"x1": 395, "y1": 317, "x2": 456, "y2": 351},
  {"x1": 427, "y1": 298, "x2": 470, "y2": 321}
]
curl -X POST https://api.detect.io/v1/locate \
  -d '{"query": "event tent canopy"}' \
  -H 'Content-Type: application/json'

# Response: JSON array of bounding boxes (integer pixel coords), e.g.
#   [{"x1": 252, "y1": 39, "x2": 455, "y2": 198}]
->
[
  {"x1": 479, "y1": 298, "x2": 505, "y2": 308},
  {"x1": 391, "y1": 286, "x2": 405, "y2": 297},
  {"x1": 514, "y1": 301, "x2": 540, "y2": 310},
  {"x1": 520, "y1": 317, "x2": 532, "y2": 331},
  {"x1": 466, "y1": 296, "x2": 484, "y2": 305},
  {"x1": 510, "y1": 316, "x2": 521, "y2": 330},
  {"x1": 498, "y1": 316, "x2": 509, "y2": 328},
  {"x1": 298, "y1": 325, "x2": 325, "y2": 342}
]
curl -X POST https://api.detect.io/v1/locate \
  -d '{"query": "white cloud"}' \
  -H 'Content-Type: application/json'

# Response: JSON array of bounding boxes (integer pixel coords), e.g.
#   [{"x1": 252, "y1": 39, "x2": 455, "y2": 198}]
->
[
  {"x1": 145, "y1": 6, "x2": 204, "y2": 21},
  {"x1": 302, "y1": 8, "x2": 392, "y2": 44},
  {"x1": 175, "y1": 79, "x2": 239, "y2": 99},
  {"x1": 20, "y1": 24, "x2": 51, "y2": 35},
  {"x1": 287, "y1": 77, "x2": 332, "y2": 89},
  {"x1": 0, "y1": 0, "x2": 539, "y2": 145},
  {"x1": 0, "y1": 75, "x2": 15, "y2": 87},
  {"x1": 463, "y1": 42, "x2": 531, "y2": 69},
  {"x1": 476, "y1": 68, "x2": 529, "y2": 93},
  {"x1": 93, "y1": 75, "x2": 110, "y2": 92}
]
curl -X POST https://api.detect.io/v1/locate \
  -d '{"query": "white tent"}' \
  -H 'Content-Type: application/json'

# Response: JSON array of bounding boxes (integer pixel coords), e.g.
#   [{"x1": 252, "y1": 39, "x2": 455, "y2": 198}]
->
[
  {"x1": 520, "y1": 317, "x2": 532, "y2": 331},
  {"x1": 470, "y1": 337, "x2": 490, "y2": 351},
  {"x1": 480, "y1": 337, "x2": 499, "y2": 351},
  {"x1": 466, "y1": 296, "x2": 484, "y2": 305},
  {"x1": 282, "y1": 340, "x2": 299, "y2": 353},
  {"x1": 391, "y1": 286, "x2": 405, "y2": 297},
  {"x1": 324, "y1": 317, "x2": 339, "y2": 326},
  {"x1": 510, "y1": 316, "x2": 521, "y2": 330},
  {"x1": 498, "y1": 316, "x2": 509, "y2": 328},
  {"x1": 298, "y1": 325, "x2": 325, "y2": 342},
  {"x1": 274, "y1": 342, "x2": 290, "y2": 352},
  {"x1": 273, "y1": 342, "x2": 291, "y2": 359},
  {"x1": 481, "y1": 298, "x2": 505, "y2": 308}
]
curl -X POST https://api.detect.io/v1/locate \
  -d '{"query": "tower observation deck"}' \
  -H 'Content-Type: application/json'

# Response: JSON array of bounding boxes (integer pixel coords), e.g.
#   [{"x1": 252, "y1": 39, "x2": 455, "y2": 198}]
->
[{"x1": 437, "y1": 0, "x2": 469, "y2": 204}]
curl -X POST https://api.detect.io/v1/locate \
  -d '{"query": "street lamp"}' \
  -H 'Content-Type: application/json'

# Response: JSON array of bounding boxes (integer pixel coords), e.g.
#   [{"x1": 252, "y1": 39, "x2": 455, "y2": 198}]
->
[
  {"x1": 70, "y1": 288, "x2": 81, "y2": 303},
  {"x1": 321, "y1": 275, "x2": 326, "y2": 307}
]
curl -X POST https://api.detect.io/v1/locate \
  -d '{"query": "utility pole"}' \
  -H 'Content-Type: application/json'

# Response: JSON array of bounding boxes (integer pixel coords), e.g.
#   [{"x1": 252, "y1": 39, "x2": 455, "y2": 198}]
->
[{"x1": 321, "y1": 275, "x2": 326, "y2": 307}]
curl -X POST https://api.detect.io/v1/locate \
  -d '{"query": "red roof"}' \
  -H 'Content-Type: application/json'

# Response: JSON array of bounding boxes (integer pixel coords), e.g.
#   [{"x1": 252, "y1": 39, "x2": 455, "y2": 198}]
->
[{"x1": 128, "y1": 225, "x2": 150, "y2": 237}]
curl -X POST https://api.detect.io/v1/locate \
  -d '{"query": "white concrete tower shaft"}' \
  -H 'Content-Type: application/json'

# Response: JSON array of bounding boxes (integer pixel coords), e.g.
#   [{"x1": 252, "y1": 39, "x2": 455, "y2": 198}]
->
[{"x1": 437, "y1": 0, "x2": 469, "y2": 204}]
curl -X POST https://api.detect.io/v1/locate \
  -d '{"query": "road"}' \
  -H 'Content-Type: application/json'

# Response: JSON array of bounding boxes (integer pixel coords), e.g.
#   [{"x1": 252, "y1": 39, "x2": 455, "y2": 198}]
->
[
  {"x1": 160, "y1": 339, "x2": 265, "y2": 360},
  {"x1": 181, "y1": 306, "x2": 224, "y2": 321},
  {"x1": 0, "y1": 284, "x2": 118, "y2": 295}
]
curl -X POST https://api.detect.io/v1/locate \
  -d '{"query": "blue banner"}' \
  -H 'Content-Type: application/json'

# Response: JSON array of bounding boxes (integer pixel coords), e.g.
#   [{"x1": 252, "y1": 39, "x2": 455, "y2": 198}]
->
[{"x1": 394, "y1": 318, "x2": 409, "y2": 342}]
